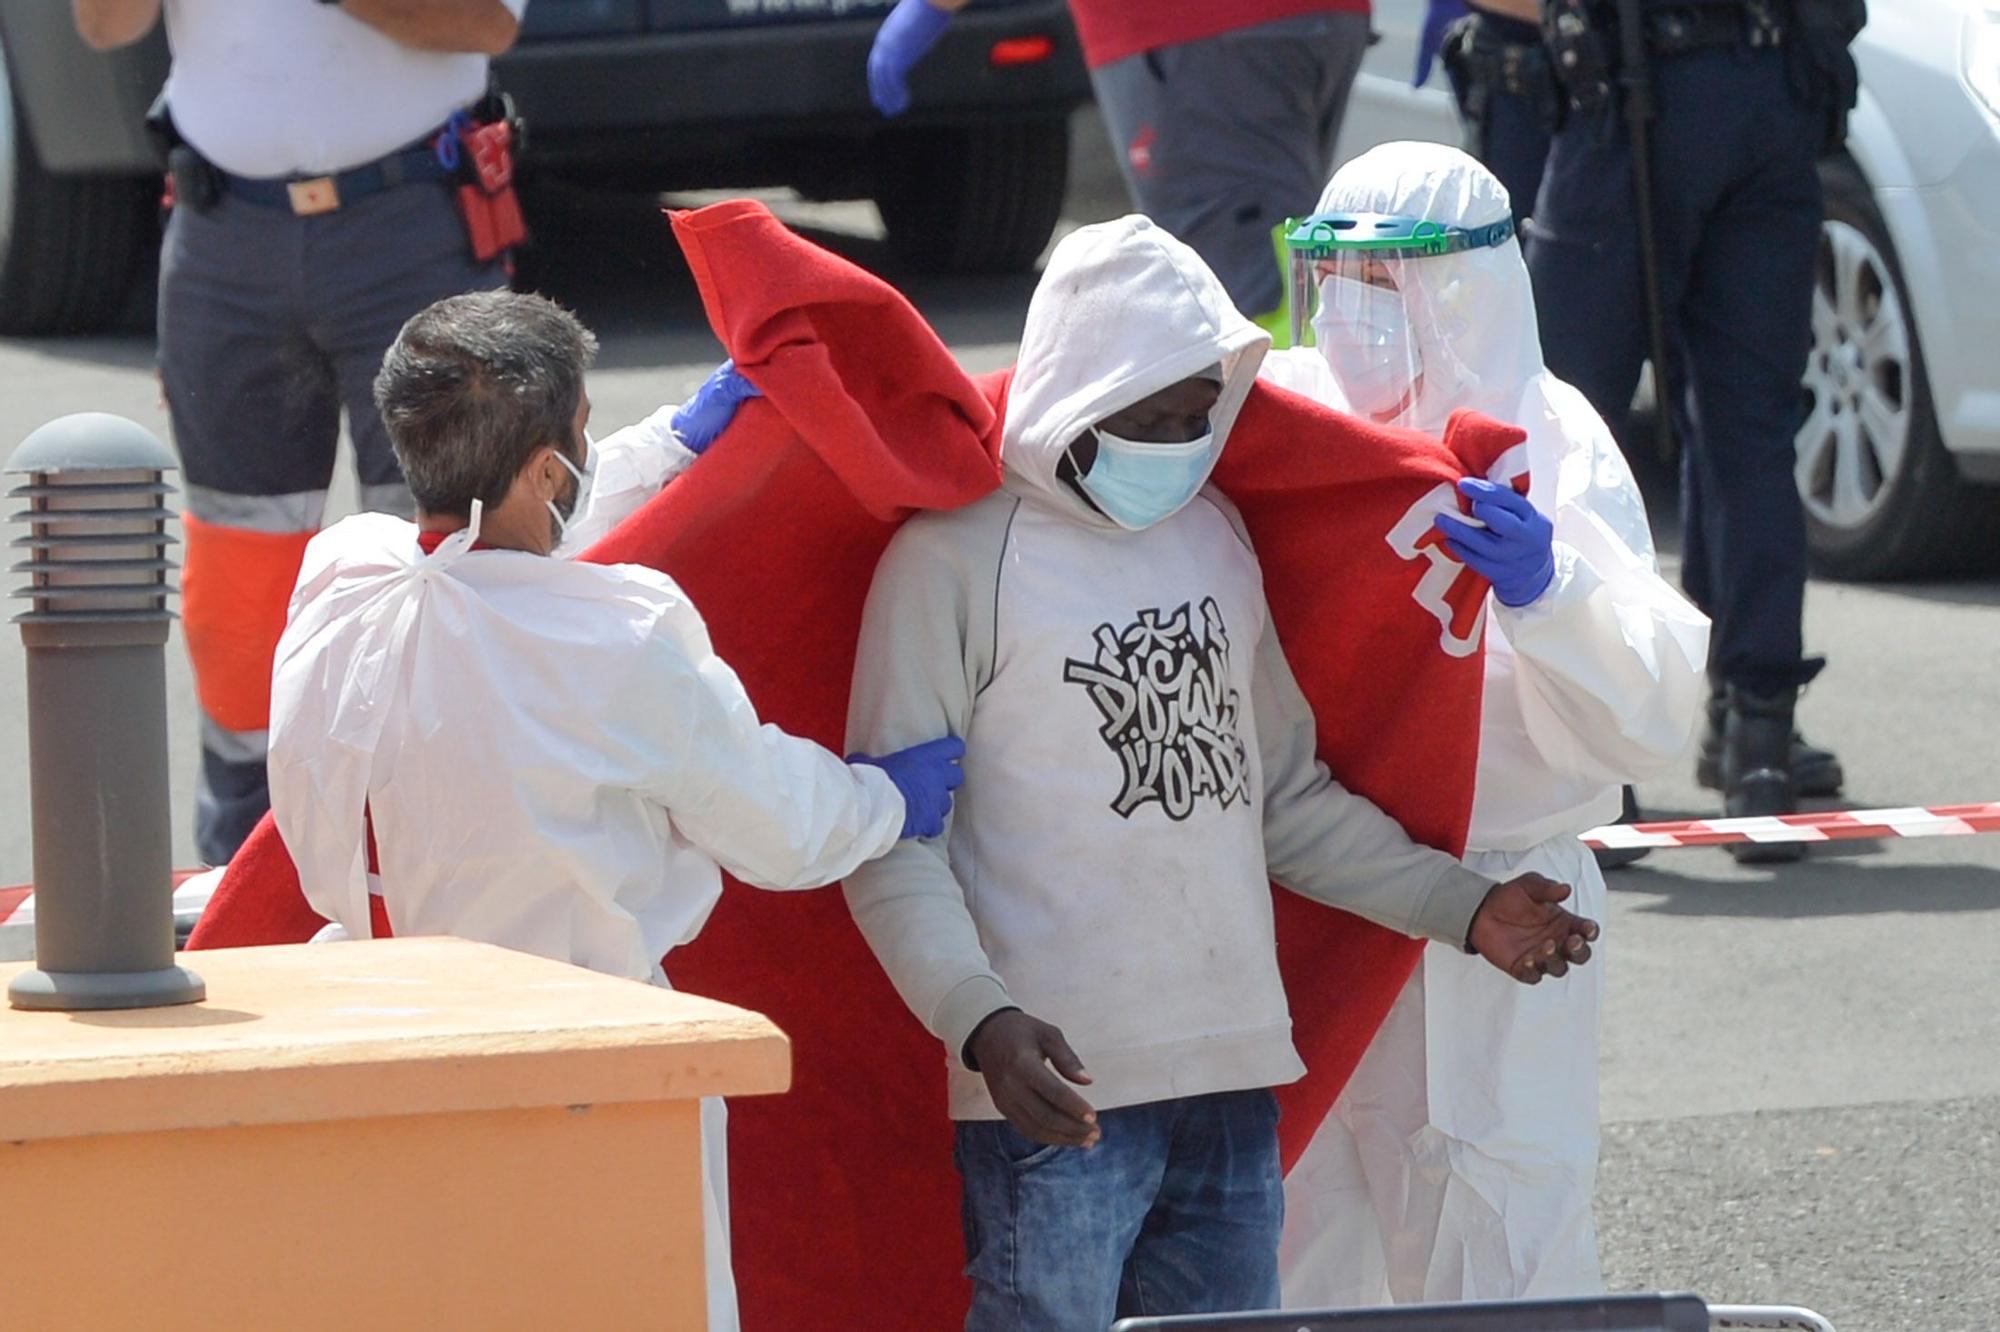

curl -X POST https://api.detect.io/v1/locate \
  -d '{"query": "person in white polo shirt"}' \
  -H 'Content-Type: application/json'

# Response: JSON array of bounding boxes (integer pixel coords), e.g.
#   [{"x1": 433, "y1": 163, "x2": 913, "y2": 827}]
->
[{"x1": 73, "y1": 0, "x2": 527, "y2": 869}]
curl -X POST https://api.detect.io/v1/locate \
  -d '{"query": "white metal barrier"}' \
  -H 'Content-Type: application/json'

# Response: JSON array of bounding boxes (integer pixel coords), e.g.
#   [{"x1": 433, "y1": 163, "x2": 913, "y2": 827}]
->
[
  {"x1": 1109, "y1": 1294, "x2": 1837, "y2": 1331},
  {"x1": 1709, "y1": 1308, "x2": 1837, "y2": 1332}
]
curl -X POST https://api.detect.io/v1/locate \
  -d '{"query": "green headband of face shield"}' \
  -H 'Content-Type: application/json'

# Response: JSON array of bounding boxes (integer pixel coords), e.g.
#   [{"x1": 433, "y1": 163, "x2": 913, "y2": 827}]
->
[{"x1": 1282, "y1": 211, "x2": 1516, "y2": 346}]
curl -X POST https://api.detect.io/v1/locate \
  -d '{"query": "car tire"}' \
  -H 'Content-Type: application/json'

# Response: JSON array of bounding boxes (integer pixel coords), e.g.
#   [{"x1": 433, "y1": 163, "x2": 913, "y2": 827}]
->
[
  {"x1": 873, "y1": 117, "x2": 1069, "y2": 275},
  {"x1": 1796, "y1": 156, "x2": 2000, "y2": 579},
  {"x1": 0, "y1": 35, "x2": 155, "y2": 336}
]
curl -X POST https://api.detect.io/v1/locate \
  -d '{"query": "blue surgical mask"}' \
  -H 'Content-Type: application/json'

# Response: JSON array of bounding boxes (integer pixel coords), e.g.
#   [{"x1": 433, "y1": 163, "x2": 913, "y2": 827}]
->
[{"x1": 1076, "y1": 424, "x2": 1218, "y2": 531}]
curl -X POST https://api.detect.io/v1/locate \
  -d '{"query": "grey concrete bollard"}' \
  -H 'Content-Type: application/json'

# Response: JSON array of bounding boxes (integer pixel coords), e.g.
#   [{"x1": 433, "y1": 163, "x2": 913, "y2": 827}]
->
[{"x1": 6, "y1": 413, "x2": 204, "y2": 1010}]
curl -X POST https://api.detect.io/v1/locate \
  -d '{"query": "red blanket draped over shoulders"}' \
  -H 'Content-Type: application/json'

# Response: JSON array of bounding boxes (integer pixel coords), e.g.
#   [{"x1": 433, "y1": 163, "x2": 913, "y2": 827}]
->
[{"x1": 188, "y1": 200, "x2": 1521, "y2": 1330}]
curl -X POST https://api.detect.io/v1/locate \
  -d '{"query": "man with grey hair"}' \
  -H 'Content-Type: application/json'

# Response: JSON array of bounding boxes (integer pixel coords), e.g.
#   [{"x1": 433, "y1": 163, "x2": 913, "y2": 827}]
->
[{"x1": 265, "y1": 289, "x2": 968, "y2": 1331}]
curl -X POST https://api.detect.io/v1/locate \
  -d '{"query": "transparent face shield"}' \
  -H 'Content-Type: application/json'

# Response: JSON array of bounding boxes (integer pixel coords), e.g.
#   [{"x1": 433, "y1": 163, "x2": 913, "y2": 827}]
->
[{"x1": 1284, "y1": 212, "x2": 1516, "y2": 423}]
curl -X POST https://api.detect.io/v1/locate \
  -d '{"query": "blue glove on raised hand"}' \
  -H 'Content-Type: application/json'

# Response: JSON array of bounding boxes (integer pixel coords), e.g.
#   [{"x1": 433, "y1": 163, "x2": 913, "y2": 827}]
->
[
  {"x1": 850, "y1": 735, "x2": 968, "y2": 840},
  {"x1": 1434, "y1": 476, "x2": 1556, "y2": 607},
  {"x1": 868, "y1": 0, "x2": 954, "y2": 118},
  {"x1": 670, "y1": 359, "x2": 762, "y2": 456}
]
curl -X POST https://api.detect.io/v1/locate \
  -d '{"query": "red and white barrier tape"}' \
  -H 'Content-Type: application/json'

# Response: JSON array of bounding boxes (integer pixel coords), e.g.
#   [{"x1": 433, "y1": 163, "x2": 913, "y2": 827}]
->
[
  {"x1": 0, "y1": 869, "x2": 217, "y2": 929},
  {"x1": 3, "y1": 803, "x2": 1993, "y2": 926},
  {"x1": 1581, "y1": 802, "x2": 2000, "y2": 851}
]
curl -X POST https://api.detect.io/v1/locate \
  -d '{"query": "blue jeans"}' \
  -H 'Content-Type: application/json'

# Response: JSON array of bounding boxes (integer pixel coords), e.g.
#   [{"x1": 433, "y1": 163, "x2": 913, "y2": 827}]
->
[{"x1": 955, "y1": 1089, "x2": 1284, "y2": 1332}]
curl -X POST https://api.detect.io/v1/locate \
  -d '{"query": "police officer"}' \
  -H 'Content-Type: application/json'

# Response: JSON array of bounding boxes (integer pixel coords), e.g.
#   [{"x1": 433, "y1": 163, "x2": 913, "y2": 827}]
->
[
  {"x1": 1421, "y1": 0, "x2": 1651, "y2": 869},
  {"x1": 865, "y1": 0, "x2": 1375, "y2": 327},
  {"x1": 73, "y1": 0, "x2": 527, "y2": 866},
  {"x1": 1526, "y1": 0, "x2": 1860, "y2": 860},
  {"x1": 1426, "y1": 0, "x2": 1843, "y2": 859}
]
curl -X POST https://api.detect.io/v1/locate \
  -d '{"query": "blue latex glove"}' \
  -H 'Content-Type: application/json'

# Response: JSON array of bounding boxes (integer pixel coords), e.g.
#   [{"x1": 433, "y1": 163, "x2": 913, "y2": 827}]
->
[
  {"x1": 1416, "y1": 0, "x2": 1471, "y2": 87},
  {"x1": 1434, "y1": 476, "x2": 1555, "y2": 607},
  {"x1": 868, "y1": 0, "x2": 954, "y2": 118},
  {"x1": 849, "y1": 735, "x2": 968, "y2": 839},
  {"x1": 669, "y1": 359, "x2": 762, "y2": 456}
]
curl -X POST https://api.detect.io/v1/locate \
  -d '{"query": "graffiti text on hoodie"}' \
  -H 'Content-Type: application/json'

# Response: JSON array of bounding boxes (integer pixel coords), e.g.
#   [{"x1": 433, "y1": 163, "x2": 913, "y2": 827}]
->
[{"x1": 1062, "y1": 598, "x2": 1252, "y2": 821}]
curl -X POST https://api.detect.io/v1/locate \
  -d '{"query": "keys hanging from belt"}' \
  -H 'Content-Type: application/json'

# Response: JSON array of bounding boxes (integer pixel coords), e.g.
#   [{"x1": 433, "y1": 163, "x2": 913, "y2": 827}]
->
[{"x1": 434, "y1": 109, "x2": 529, "y2": 264}]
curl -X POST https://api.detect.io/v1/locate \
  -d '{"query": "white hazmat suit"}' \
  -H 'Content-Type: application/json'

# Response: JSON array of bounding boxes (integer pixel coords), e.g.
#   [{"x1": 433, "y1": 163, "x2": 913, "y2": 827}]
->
[
  {"x1": 272, "y1": 406, "x2": 908, "y2": 1332},
  {"x1": 1263, "y1": 144, "x2": 1711, "y2": 1305}
]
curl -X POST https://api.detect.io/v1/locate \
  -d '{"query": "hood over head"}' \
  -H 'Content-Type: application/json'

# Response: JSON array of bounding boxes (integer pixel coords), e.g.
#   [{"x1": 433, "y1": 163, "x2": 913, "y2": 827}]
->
[
  {"x1": 1314, "y1": 142, "x2": 1544, "y2": 433},
  {"x1": 1313, "y1": 144, "x2": 1655, "y2": 554},
  {"x1": 1003, "y1": 215, "x2": 1269, "y2": 526}
]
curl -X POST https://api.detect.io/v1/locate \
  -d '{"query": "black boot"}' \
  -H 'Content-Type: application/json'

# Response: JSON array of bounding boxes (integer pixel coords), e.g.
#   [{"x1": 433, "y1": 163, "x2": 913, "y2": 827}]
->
[
  {"x1": 1696, "y1": 688, "x2": 1845, "y2": 798},
  {"x1": 1793, "y1": 733, "x2": 1845, "y2": 797},
  {"x1": 1594, "y1": 785, "x2": 1652, "y2": 872},
  {"x1": 1723, "y1": 684, "x2": 1805, "y2": 865}
]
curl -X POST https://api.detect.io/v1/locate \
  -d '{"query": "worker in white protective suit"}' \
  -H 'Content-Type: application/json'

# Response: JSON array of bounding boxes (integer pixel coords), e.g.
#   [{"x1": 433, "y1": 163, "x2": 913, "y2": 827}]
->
[
  {"x1": 1263, "y1": 143, "x2": 1711, "y2": 1305},
  {"x1": 268, "y1": 290, "x2": 967, "y2": 1332}
]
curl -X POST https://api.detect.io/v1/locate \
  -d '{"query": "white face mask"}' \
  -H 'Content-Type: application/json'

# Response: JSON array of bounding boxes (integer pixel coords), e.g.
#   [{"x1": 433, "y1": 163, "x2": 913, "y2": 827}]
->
[
  {"x1": 546, "y1": 428, "x2": 596, "y2": 545},
  {"x1": 1313, "y1": 275, "x2": 1419, "y2": 421}
]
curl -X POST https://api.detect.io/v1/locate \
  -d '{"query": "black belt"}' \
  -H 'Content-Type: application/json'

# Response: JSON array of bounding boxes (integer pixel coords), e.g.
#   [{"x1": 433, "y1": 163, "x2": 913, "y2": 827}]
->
[
  {"x1": 220, "y1": 143, "x2": 452, "y2": 216},
  {"x1": 1642, "y1": 2, "x2": 1787, "y2": 57},
  {"x1": 1465, "y1": 7, "x2": 1543, "y2": 47}
]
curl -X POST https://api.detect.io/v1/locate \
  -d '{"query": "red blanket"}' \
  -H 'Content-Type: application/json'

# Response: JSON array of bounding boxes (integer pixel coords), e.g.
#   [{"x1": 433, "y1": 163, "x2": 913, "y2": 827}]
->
[{"x1": 188, "y1": 200, "x2": 1520, "y2": 1330}]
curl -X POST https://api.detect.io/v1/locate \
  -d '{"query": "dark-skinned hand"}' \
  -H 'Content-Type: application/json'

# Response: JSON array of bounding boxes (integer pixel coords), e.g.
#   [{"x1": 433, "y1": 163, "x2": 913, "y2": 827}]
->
[
  {"x1": 1467, "y1": 873, "x2": 1600, "y2": 984},
  {"x1": 967, "y1": 1009, "x2": 1100, "y2": 1149}
]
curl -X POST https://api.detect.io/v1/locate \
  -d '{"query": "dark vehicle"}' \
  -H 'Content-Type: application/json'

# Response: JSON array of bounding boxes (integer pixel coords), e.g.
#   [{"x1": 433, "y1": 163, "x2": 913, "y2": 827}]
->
[{"x1": 0, "y1": 0, "x2": 1090, "y2": 335}]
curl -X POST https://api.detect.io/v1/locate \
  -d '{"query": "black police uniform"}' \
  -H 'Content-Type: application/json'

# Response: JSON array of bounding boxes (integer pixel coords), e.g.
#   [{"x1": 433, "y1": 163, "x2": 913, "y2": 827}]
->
[{"x1": 1525, "y1": 0, "x2": 1860, "y2": 858}]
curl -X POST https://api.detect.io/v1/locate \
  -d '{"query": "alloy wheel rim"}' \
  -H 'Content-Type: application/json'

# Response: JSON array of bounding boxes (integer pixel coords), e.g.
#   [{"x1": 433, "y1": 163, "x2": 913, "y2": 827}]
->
[{"x1": 1795, "y1": 218, "x2": 1914, "y2": 530}]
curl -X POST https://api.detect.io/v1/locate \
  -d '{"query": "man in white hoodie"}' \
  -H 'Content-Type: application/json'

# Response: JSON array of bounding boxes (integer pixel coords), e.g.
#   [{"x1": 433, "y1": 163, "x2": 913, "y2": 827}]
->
[
  {"x1": 266, "y1": 290, "x2": 967, "y2": 1331},
  {"x1": 1265, "y1": 144, "x2": 1710, "y2": 1305},
  {"x1": 843, "y1": 215, "x2": 1602, "y2": 1331}
]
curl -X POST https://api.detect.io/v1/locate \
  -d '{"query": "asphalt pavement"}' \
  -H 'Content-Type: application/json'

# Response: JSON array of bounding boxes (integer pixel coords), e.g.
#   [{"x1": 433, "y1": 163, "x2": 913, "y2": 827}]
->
[{"x1": 1, "y1": 112, "x2": 1995, "y2": 1329}]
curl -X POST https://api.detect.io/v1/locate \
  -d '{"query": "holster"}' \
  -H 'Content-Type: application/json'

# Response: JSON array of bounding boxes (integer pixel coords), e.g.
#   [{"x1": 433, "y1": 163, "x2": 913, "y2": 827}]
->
[
  {"x1": 1787, "y1": 0, "x2": 1867, "y2": 152},
  {"x1": 444, "y1": 83, "x2": 530, "y2": 263},
  {"x1": 1543, "y1": 0, "x2": 1618, "y2": 115},
  {"x1": 144, "y1": 94, "x2": 221, "y2": 214},
  {"x1": 1442, "y1": 11, "x2": 1566, "y2": 152},
  {"x1": 1441, "y1": 15, "x2": 1494, "y2": 130}
]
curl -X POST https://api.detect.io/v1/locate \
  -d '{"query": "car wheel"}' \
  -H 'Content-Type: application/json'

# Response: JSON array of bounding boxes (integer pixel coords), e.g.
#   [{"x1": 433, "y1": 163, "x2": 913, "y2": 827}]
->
[
  {"x1": 873, "y1": 117, "x2": 1069, "y2": 275},
  {"x1": 0, "y1": 28, "x2": 154, "y2": 335},
  {"x1": 1795, "y1": 156, "x2": 2000, "y2": 578}
]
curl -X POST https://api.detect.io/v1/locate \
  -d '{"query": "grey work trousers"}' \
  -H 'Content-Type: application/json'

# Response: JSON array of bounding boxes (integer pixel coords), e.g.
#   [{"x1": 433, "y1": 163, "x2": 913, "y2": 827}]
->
[{"x1": 1090, "y1": 12, "x2": 1373, "y2": 318}]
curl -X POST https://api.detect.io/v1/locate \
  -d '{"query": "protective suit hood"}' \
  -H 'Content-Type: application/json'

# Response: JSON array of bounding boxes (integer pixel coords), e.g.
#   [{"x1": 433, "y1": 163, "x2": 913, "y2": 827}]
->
[
  {"x1": 1314, "y1": 142, "x2": 1546, "y2": 439},
  {"x1": 1002, "y1": 214, "x2": 1269, "y2": 528},
  {"x1": 1311, "y1": 143, "x2": 1654, "y2": 561}
]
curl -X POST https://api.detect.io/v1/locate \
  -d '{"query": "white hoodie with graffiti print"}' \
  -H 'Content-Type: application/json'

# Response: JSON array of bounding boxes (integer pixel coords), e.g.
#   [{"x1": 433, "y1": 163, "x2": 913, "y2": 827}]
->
[{"x1": 843, "y1": 216, "x2": 1495, "y2": 1123}]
